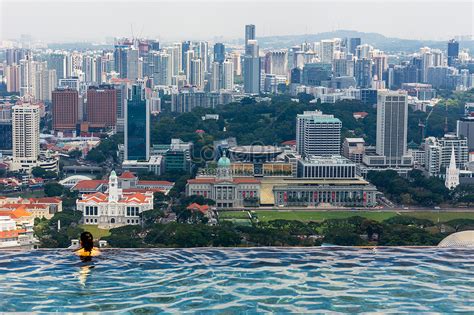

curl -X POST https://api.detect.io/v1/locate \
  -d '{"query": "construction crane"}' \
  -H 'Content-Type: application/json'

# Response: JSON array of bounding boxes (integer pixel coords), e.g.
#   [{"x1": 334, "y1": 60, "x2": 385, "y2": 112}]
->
[{"x1": 419, "y1": 105, "x2": 436, "y2": 141}]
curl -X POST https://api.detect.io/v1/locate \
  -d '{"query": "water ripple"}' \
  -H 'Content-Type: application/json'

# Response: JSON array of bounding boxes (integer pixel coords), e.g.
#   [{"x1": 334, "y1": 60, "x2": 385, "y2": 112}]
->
[{"x1": 0, "y1": 247, "x2": 473, "y2": 313}]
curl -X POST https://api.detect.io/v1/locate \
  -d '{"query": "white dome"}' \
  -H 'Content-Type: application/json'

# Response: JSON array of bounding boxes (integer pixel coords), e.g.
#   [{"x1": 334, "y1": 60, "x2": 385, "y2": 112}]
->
[{"x1": 438, "y1": 231, "x2": 474, "y2": 247}]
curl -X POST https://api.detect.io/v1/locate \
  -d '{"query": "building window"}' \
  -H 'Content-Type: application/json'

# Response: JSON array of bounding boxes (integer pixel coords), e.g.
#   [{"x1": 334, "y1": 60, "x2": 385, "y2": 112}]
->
[{"x1": 111, "y1": 218, "x2": 115, "y2": 224}]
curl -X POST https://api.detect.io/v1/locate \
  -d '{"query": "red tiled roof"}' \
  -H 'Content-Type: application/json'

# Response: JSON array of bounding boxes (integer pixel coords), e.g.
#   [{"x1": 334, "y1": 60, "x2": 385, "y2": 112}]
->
[
  {"x1": 74, "y1": 180, "x2": 107, "y2": 190},
  {"x1": 186, "y1": 203, "x2": 209, "y2": 214},
  {"x1": 1, "y1": 203, "x2": 47, "y2": 210},
  {"x1": 188, "y1": 178, "x2": 216, "y2": 184},
  {"x1": 29, "y1": 197, "x2": 62, "y2": 204},
  {"x1": 138, "y1": 180, "x2": 174, "y2": 186},
  {"x1": 121, "y1": 193, "x2": 148, "y2": 203},
  {"x1": 0, "y1": 229, "x2": 27, "y2": 239},
  {"x1": 123, "y1": 188, "x2": 165, "y2": 194},
  {"x1": 78, "y1": 192, "x2": 108, "y2": 203},
  {"x1": 0, "y1": 206, "x2": 32, "y2": 219},
  {"x1": 119, "y1": 171, "x2": 137, "y2": 179}
]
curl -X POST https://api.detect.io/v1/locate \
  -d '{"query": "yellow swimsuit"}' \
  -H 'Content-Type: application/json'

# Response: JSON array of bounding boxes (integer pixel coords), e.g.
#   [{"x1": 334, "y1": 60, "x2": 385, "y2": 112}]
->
[{"x1": 75, "y1": 247, "x2": 101, "y2": 257}]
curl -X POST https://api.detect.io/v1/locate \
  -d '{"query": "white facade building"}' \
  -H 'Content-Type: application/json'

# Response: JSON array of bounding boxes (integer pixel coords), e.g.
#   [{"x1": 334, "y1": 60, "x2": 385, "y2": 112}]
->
[
  {"x1": 376, "y1": 90, "x2": 409, "y2": 166},
  {"x1": 296, "y1": 111, "x2": 342, "y2": 157},
  {"x1": 76, "y1": 171, "x2": 154, "y2": 228},
  {"x1": 10, "y1": 104, "x2": 40, "y2": 172},
  {"x1": 222, "y1": 60, "x2": 234, "y2": 90}
]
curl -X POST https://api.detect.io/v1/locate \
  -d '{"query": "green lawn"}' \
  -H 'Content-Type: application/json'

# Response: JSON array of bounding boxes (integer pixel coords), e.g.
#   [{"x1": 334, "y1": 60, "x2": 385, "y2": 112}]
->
[
  {"x1": 254, "y1": 211, "x2": 395, "y2": 222},
  {"x1": 404, "y1": 212, "x2": 474, "y2": 222},
  {"x1": 219, "y1": 210, "x2": 474, "y2": 223},
  {"x1": 219, "y1": 211, "x2": 251, "y2": 219},
  {"x1": 79, "y1": 225, "x2": 111, "y2": 240}
]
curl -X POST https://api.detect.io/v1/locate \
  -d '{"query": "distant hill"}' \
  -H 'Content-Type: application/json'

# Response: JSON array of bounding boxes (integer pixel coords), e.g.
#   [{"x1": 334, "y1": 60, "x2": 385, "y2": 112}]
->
[{"x1": 245, "y1": 30, "x2": 474, "y2": 53}]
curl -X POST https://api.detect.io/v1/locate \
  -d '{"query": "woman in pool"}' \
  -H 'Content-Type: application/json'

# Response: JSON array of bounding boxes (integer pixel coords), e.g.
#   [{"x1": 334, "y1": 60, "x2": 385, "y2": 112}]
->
[
  {"x1": 76, "y1": 232, "x2": 100, "y2": 286},
  {"x1": 76, "y1": 231, "x2": 100, "y2": 258}
]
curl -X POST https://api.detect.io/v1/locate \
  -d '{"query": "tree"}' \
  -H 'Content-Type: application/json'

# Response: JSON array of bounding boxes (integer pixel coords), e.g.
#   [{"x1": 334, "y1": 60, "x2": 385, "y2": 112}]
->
[
  {"x1": 86, "y1": 148, "x2": 106, "y2": 164},
  {"x1": 140, "y1": 209, "x2": 165, "y2": 228},
  {"x1": 32, "y1": 167, "x2": 57, "y2": 179},
  {"x1": 44, "y1": 182, "x2": 64, "y2": 197},
  {"x1": 68, "y1": 150, "x2": 82, "y2": 159},
  {"x1": 323, "y1": 229, "x2": 367, "y2": 246}
]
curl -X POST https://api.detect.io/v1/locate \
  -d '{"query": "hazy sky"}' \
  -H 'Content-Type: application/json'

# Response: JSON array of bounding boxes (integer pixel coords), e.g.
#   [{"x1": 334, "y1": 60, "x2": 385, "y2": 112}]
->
[{"x1": 1, "y1": 0, "x2": 473, "y2": 43}]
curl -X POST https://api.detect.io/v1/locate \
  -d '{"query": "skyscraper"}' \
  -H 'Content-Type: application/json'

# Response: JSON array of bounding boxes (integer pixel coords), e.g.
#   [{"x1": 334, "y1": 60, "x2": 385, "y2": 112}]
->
[
  {"x1": 245, "y1": 24, "x2": 256, "y2": 46},
  {"x1": 34, "y1": 69, "x2": 57, "y2": 102},
  {"x1": 264, "y1": 50, "x2": 288, "y2": 76},
  {"x1": 181, "y1": 40, "x2": 191, "y2": 73},
  {"x1": 190, "y1": 59, "x2": 204, "y2": 88},
  {"x1": 152, "y1": 51, "x2": 172, "y2": 85},
  {"x1": 86, "y1": 85, "x2": 117, "y2": 128},
  {"x1": 320, "y1": 39, "x2": 335, "y2": 64},
  {"x1": 0, "y1": 105, "x2": 12, "y2": 151},
  {"x1": 210, "y1": 61, "x2": 221, "y2": 92},
  {"x1": 296, "y1": 111, "x2": 342, "y2": 157},
  {"x1": 222, "y1": 60, "x2": 234, "y2": 90},
  {"x1": 5, "y1": 64, "x2": 20, "y2": 93},
  {"x1": 243, "y1": 39, "x2": 260, "y2": 94},
  {"x1": 213, "y1": 43, "x2": 225, "y2": 64},
  {"x1": 52, "y1": 88, "x2": 79, "y2": 131},
  {"x1": 447, "y1": 39, "x2": 459, "y2": 66},
  {"x1": 11, "y1": 104, "x2": 40, "y2": 172},
  {"x1": 126, "y1": 48, "x2": 140, "y2": 83},
  {"x1": 125, "y1": 85, "x2": 150, "y2": 161},
  {"x1": 114, "y1": 45, "x2": 129, "y2": 78},
  {"x1": 355, "y1": 58, "x2": 372, "y2": 88},
  {"x1": 349, "y1": 38, "x2": 361, "y2": 55},
  {"x1": 376, "y1": 90, "x2": 408, "y2": 166},
  {"x1": 184, "y1": 50, "x2": 195, "y2": 80}
]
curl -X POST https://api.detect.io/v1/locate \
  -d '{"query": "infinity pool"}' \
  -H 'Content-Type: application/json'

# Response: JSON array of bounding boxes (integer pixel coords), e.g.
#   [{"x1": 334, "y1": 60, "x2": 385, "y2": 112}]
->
[{"x1": 1, "y1": 247, "x2": 473, "y2": 313}]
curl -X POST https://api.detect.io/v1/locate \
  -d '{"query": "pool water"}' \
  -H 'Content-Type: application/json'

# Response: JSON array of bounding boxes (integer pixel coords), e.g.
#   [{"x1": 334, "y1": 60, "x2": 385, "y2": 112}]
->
[{"x1": 1, "y1": 247, "x2": 473, "y2": 313}]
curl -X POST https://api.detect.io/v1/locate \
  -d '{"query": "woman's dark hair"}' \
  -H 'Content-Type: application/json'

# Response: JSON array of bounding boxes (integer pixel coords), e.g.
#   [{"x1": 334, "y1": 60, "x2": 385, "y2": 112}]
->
[{"x1": 80, "y1": 232, "x2": 94, "y2": 252}]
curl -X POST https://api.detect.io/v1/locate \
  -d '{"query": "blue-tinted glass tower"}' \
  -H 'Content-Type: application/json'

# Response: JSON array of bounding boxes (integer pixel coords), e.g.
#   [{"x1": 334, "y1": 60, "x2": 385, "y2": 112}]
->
[{"x1": 125, "y1": 85, "x2": 150, "y2": 161}]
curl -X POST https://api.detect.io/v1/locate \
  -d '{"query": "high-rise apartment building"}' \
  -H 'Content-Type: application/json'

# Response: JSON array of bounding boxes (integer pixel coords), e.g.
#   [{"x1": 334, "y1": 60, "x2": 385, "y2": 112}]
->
[
  {"x1": 222, "y1": 60, "x2": 234, "y2": 90},
  {"x1": 296, "y1": 111, "x2": 342, "y2": 156},
  {"x1": 5, "y1": 64, "x2": 20, "y2": 93},
  {"x1": 210, "y1": 62, "x2": 221, "y2": 92},
  {"x1": 52, "y1": 88, "x2": 79, "y2": 131},
  {"x1": 190, "y1": 59, "x2": 204, "y2": 88},
  {"x1": 125, "y1": 85, "x2": 150, "y2": 161},
  {"x1": 11, "y1": 104, "x2": 40, "y2": 172},
  {"x1": 320, "y1": 39, "x2": 335, "y2": 64}
]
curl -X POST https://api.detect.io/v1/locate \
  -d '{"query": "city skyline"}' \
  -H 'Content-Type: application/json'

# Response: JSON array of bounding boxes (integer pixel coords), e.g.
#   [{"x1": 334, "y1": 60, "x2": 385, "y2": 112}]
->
[{"x1": 1, "y1": 0, "x2": 473, "y2": 43}]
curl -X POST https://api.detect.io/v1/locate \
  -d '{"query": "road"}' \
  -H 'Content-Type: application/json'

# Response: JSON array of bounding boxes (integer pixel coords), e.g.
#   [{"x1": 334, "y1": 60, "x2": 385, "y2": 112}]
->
[{"x1": 219, "y1": 207, "x2": 474, "y2": 212}]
